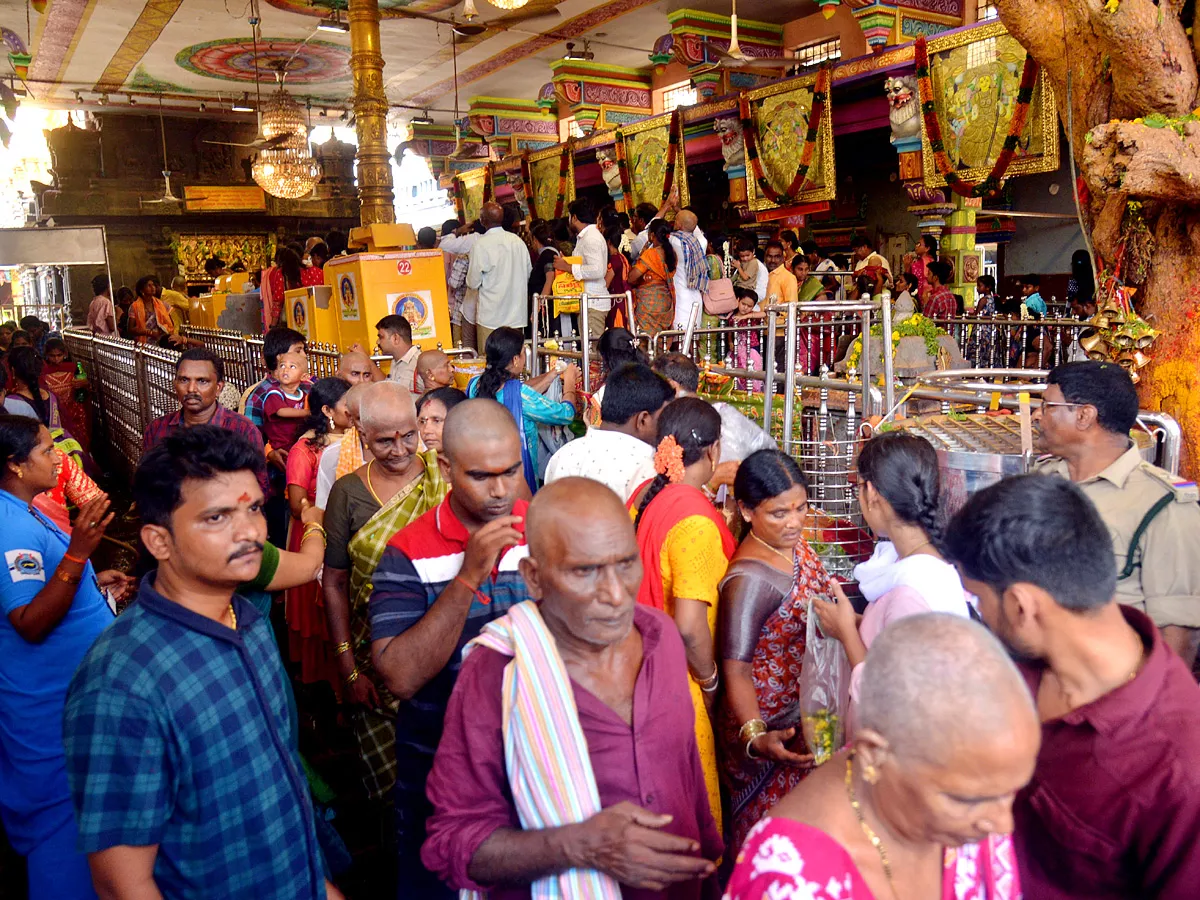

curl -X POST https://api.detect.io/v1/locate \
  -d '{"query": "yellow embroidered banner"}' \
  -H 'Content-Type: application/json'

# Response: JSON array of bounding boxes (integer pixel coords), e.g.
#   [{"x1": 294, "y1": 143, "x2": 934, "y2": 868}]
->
[
  {"x1": 742, "y1": 71, "x2": 836, "y2": 212},
  {"x1": 527, "y1": 145, "x2": 574, "y2": 220},
  {"x1": 620, "y1": 113, "x2": 690, "y2": 209},
  {"x1": 919, "y1": 22, "x2": 1059, "y2": 189},
  {"x1": 456, "y1": 168, "x2": 487, "y2": 223}
]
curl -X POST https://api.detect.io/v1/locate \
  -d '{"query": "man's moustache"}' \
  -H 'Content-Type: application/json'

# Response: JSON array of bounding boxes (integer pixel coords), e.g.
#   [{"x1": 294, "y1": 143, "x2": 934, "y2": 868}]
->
[
  {"x1": 183, "y1": 394, "x2": 203, "y2": 404},
  {"x1": 228, "y1": 542, "x2": 264, "y2": 563}
]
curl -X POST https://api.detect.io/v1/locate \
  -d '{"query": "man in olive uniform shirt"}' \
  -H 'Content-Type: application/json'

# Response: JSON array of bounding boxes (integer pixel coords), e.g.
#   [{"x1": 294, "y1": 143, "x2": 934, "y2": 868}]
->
[{"x1": 1034, "y1": 361, "x2": 1200, "y2": 669}]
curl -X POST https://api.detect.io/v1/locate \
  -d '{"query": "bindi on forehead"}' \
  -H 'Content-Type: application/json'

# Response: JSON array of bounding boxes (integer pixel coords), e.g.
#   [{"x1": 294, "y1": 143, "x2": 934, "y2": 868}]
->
[{"x1": 237, "y1": 492, "x2": 251, "y2": 503}]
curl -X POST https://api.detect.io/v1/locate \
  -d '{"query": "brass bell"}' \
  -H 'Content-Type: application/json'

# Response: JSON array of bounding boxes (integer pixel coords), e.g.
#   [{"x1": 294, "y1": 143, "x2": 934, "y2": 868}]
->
[
  {"x1": 1087, "y1": 349, "x2": 1110, "y2": 361},
  {"x1": 1111, "y1": 332, "x2": 1135, "y2": 349},
  {"x1": 1091, "y1": 314, "x2": 1111, "y2": 330},
  {"x1": 1131, "y1": 350, "x2": 1151, "y2": 369},
  {"x1": 1136, "y1": 334, "x2": 1156, "y2": 349},
  {"x1": 1117, "y1": 351, "x2": 1137, "y2": 367},
  {"x1": 1129, "y1": 370, "x2": 1140, "y2": 384},
  {"x1": 1079, "y1": 330, "x2": 1105, "y2": 354}
]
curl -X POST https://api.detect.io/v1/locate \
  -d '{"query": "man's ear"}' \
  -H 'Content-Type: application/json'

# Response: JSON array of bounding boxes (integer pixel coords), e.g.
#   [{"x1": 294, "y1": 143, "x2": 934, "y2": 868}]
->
[
  {"x1": 141, "y1": 524, "x2": 173, "y2": 563},
  {"x1": 519, "y1": 556, "x2": 544, "y2": 600}
]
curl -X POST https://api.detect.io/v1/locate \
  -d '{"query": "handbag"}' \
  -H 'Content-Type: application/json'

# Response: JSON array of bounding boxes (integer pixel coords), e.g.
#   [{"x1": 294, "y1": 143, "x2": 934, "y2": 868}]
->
[{"x1": 702, "y1": 277, "x2": 737, "y2": 315}]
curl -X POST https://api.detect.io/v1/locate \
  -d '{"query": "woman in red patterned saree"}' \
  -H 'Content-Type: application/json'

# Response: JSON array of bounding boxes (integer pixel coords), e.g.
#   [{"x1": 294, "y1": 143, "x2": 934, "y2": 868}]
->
[
  {"x1": 724, "y1": 614, "x2": 1039, "y2": 900},
  {"x1": 41, "y1": 339, "x2": 91, "y2": 452},
  {"x1": 719, "y1": 449, "x2": 831, "y2": 855}
]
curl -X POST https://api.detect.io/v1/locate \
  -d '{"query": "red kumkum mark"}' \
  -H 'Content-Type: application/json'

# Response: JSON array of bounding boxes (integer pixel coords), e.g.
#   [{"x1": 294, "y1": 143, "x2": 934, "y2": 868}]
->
[{"x1": 238, "y1": 492, "x2": 252, "y2": 503}]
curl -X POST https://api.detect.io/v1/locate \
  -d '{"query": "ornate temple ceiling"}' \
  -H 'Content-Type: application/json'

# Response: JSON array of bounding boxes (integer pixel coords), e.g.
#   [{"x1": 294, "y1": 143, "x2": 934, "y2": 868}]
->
[{"x1": 0, "y1": 0, "x2": 813, "y2": 122}]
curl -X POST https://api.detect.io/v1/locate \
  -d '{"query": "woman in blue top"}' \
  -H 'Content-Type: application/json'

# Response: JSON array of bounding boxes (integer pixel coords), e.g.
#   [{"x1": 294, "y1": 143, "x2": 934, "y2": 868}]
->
[
  {"x1": 0, "y1": 415, "x2": 132, "y2": 898},
  {"x1": 467, "y1": 327, "x2": 579, "y2": 494}
]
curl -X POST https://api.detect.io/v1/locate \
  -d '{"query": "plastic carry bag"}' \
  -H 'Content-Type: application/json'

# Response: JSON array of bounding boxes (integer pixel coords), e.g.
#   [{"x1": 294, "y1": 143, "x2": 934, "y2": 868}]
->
[{"x1": 798, "y1": 594, "x2": 851, "y2": 765}]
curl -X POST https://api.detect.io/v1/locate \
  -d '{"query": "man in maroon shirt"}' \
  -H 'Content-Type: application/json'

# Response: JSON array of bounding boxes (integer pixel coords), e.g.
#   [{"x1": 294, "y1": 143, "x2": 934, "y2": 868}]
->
[
  {"x1": 946, "y1": 474, "x2": 1200, "y2": 900},
  {"x1": 422, "y1": 477, "x2": 722, "y2": 898},
  {"x1": 922, "y1": 259, "x2": 958, "y2": 319}
]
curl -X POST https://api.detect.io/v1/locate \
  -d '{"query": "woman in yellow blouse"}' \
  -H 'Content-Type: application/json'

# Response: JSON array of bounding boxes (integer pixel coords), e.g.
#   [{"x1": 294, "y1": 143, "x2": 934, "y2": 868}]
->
[{"x1": 631, "y1": 397, "x2": 736, "y2": 831}]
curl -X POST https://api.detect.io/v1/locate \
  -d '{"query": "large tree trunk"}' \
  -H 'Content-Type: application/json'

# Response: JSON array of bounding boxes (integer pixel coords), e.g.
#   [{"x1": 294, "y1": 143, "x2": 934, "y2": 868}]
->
[{"x1": 994, "y1": 0, "x2": 1200, "y2": 473}]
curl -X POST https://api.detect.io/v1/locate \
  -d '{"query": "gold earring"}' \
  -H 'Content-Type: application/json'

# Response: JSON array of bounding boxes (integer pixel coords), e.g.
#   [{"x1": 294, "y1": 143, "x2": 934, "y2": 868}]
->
[
  {"x1": 14, "y1": 468, "x2": 22, "y2": 480},
  {"x1": 863, "y1": 763, "x2": 880, "y2": 784}
]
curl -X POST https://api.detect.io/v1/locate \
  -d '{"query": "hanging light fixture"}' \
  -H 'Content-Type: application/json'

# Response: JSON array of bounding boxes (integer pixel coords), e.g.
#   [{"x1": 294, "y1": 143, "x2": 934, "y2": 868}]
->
[
  {"x1": 252, "y1": 86, "x2": 322, "y2": 199},
  {"x1": 488, "y1": 0, "x2": 530, "y2": 11}
]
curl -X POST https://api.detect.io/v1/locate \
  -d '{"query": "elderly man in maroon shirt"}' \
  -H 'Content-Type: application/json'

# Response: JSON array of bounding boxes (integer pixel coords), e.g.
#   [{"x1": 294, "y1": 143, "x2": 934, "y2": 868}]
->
[
  {"x1": 422, "y1": 477, "x2": 722, "y2": 898},
  {"x1": 947, "y1": 474, "x2": 1200, "y2": 900}
]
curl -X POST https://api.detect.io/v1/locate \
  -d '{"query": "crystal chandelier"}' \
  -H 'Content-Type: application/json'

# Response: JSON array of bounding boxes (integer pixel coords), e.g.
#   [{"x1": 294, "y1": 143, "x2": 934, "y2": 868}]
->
[{"x1": 252, "y1": 87, "x2": 322, "y2": 200}]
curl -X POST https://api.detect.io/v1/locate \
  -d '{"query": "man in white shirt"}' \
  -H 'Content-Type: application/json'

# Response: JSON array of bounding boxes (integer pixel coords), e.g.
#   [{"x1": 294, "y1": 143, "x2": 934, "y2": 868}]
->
[
  {"x1": 668, "y1": 209, "x2": 708, "y2": 332},
  {"x1": 377, "y1": 314, "x2": 421, "y2": 391},
  {"x1": 466, "y1": 202, "x2": 532, "y2": 353},
  {"x1": 543, "y1": 363, "x2": 674, "y2": 501},
  {"x1": 553, "y1": 198, "x2": 609, "y2": 339}
]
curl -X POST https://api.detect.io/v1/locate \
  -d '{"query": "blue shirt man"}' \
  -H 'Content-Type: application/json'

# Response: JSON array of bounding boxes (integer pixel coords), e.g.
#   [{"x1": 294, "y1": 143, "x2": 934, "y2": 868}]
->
[{"x1": 62, "y1": 425, "x2": 334, "y2": 899}]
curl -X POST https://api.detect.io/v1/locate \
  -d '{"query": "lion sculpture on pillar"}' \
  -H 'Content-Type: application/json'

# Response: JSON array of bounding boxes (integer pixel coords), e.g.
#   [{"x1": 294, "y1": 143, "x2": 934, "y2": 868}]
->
[
  {"x1": 884, "y1": 75, "x2": 920, "y2": 144},
  {"x1": 713, "y1": 117, "x2": 745, "y2": 172}
]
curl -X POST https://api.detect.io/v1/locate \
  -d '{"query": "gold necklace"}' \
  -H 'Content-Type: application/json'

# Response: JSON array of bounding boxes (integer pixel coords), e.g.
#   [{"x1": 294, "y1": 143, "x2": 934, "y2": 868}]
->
[
  {"x1": 846, "y1": 754, "x2": 899, "y2": 900},
  {"x1": 899, "y1": 538, "x2": 933, "y2": 559},
  {"x1": 364, "y1": 459, "x2": 383, "y2": 505},
  {"x1": 750, "y1": 531, "x2": 795, "y2": 567},
  {"x1": 227, "y1": 603, "x2": 237, "y2": 631}
]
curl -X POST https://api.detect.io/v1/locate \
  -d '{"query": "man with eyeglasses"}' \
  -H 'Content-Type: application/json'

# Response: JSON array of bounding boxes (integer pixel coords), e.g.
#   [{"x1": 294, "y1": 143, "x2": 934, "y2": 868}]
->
[{"x1": 1033, "y1": 361, "x2": 1200, "y2": 670}]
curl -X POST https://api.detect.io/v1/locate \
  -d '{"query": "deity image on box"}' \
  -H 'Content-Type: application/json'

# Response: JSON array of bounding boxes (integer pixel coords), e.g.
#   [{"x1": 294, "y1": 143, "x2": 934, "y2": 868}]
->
[
  {"x1": 292, "y1": 300, "x2": 307, "y2": 335},
  {"x1": 388, "y1": 290, "x2": 435, "y2": 341},
  {"x1": 338, "y1": 273, "x2": 360, "y2": 321}
]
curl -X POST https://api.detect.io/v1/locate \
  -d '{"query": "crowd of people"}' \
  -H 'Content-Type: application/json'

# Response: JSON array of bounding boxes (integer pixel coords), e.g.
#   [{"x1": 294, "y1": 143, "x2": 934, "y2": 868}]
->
[{"x1": 0, "y1": 269, "x2": 1196, "y2": 900}]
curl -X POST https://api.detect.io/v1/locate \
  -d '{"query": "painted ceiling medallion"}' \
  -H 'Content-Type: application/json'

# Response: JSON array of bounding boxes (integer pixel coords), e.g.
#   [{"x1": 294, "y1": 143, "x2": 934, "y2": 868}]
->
[
  {"x1": 175, "y1": 38, "x2": 350, "y2": 84},
  {"x1": 263, "y1": 0, "x2": 458, "y2": 16}
]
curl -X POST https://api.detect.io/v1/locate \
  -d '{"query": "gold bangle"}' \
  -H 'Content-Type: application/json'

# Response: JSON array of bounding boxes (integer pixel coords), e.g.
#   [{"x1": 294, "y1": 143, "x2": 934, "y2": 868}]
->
[
  {"x1": 746, "y1": 737, "x2": 761, "y2": 760},
  {"x1": 334, "y1": 641, "x2": 352, "y2": 656},
  {"x1": 344, "y1": 668, "x2": 360, "y2": 685},
  {"x1": 738, "y1": 718, "x2": 767, "y2": 744},
  {"x1": 694, "y1": 663, "x2": 719, "y2": 691},
  {"x1": 302, "y1": 524, "x2": 327, "y2": 543}
]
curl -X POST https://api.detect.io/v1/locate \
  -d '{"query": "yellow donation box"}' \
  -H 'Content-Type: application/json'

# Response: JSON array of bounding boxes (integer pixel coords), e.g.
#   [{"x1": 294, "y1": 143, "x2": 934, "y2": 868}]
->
[
  {"x1": 323, "y1": 250, "x2": 451, "y2": 352},
  {"x1": 284, "y1": 285, "x2": 337, "y2": 344}
]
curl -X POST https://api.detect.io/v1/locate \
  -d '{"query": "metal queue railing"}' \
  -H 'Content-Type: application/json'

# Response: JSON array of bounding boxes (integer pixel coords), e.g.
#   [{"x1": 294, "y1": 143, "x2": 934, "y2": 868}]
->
[{"x1": 529, "y1": 291, "x2": 635, "y2": 392}]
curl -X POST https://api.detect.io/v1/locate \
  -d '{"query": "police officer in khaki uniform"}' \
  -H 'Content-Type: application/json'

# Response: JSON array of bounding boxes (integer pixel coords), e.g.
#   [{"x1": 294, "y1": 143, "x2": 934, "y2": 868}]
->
[{"x1": 1032, "y1": 361, "x2": 1200, "y2": 670}]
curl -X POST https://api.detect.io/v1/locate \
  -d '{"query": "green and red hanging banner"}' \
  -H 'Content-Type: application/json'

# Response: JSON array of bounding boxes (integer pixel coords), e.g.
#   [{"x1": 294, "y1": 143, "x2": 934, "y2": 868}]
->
[
  {"x1": 739, "y1": 66, "x2": 830, "y2": 205},
  {"x1": 914, "y1": 34, "x2": 1039, "y2": 198}
]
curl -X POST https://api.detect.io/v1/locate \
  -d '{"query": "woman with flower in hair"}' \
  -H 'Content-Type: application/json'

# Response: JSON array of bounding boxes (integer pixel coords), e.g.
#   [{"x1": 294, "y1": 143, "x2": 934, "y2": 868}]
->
[{"x1": 630, "y1": 396, "x2": 736, "y2": 830}]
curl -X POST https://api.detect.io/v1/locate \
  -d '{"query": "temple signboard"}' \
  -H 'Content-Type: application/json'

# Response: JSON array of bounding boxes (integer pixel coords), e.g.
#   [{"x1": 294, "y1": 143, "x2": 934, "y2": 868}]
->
[{"x1": 184, "y1": 186, "x2": 268, "y2": 212}]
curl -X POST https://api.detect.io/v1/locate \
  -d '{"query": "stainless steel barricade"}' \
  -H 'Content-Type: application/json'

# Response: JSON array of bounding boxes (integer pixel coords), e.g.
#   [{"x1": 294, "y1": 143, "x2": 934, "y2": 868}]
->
[{"x1": 530, "y1": 291, "x2": 634, "y2": 391}]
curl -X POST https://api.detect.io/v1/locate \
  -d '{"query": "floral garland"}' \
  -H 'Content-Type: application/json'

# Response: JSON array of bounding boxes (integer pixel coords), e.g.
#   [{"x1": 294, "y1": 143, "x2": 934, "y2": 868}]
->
[
  {"x1": 659, "y1": 108, "x2": 683, "y2": 206},
  {"x1": 482, "y1": 161, "x2": 495, "y2": 203},
  {"x1": 613, "y1": 130, "x2": 634, "y2": 210},
  {"x1": 914, "y1": 35, "x2": 1039, "y2": 198},
  {"x1": 518, "y1": 152, "x2": 533, "y2": 215},
  {"x1": 739, "y1": 65, "x2": 830, "y2": 204},
  {"x1": 554, "y1": 141, "x2": 572, "y2": 217}
]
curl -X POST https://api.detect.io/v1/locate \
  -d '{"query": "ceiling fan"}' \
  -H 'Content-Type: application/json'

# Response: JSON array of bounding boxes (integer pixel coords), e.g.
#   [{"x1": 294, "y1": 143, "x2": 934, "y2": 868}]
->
[
  {"x1": 380, "y1": 0, "x2": 560, "y2": 39},
  {"x1": 204, "y1": 133, "x2": 292, "y2": 151},
  {"x1": 704, "y1": 0, "x2": 792, "y2": 69},
  {"x1": 140, "y1": 95, "x2": 183, "y2": 207}
]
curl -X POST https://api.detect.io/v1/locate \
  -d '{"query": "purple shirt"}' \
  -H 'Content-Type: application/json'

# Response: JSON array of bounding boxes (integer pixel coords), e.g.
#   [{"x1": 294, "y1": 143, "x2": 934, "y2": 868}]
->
[
  {"x1": 422, "y1": 605, "x2": 722, "y2": 899},
  {"x1": 143, "y1": 405, "x2": 269, "y2": 495},
  {"x1": 1014, "y1": 606, "x2": 1200, "y2": 899}
]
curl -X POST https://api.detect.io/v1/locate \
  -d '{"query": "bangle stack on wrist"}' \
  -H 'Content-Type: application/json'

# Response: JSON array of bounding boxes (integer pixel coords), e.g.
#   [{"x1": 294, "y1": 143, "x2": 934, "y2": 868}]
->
[
  {"x1": 302, "y1": 523, "x2": 327, "y2": 545},
  {"x1": 334, "y1": 641, "x2": 352, "y2": 656},
  {"x1": 695, "y1": 664, "x2": 720, "y2": 693},
  {"x1": 740, "y1": 718, "x2": 767, "y2": 760},
  {"x1": 344, "y1": 668, "x2": 361, "y2": 685}
]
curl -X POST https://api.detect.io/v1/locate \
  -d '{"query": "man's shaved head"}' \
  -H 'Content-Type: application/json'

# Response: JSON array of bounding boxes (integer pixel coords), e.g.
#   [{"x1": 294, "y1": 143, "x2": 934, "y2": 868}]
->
[
  {"x1": 441, "y1": 397, "x2": 518, "y2": 461},
  {"x1": 675, "y1": 209, "x2": 698, "y2": 233},
  {"x1": 417, "y1": 349, "x2": 453, "y2": 390},
  {"x1": 522, "y1": 478, "x2": 643, "y2": 650},
  {"x1": 526, "y1": 477, "x2": 630, "y2": 560},
  {"x1": 338, "y1": 350, "x2": 374, "y2": 385},
  {"x1": 481, "y1": 201, "x2": 504, "y2": 229},
  {"x1": 858, "y1": 614, "x2": 1037, "y2": 765}
]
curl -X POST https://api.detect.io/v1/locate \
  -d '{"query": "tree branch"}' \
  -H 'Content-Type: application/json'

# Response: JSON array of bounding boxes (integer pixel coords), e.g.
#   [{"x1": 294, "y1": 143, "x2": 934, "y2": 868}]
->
[
  {"x1": 1084, "y1": 121, "x2": 1200, "y2": 204},
  {"x1": 1087, "y1": 0, "x2": 1197, "y2": 116}
]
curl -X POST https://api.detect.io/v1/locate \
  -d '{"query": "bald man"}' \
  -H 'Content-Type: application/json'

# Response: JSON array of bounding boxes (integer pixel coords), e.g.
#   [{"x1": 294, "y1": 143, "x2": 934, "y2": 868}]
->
[
  {"x1": 322, "y1": 381, "x2": 449, "y2": 810},
  {"x1": 467, "y1": 201, "x2": 532, "y2": 353},
  {"x1": 668, "y1": 210, "x2": 709, "y2": 332},
  {"x1": 416, "y1": 349, "x2": 454, "y2": 393},
  {"x1": 336, "y1": 349, "x2": 375, "y2": 385},
  {"x1": 369, "y1": 398, "x2": 531, "y2": 898},
  {"x1": 423, "y1": 478, "x2": 722, "y2": 897}
]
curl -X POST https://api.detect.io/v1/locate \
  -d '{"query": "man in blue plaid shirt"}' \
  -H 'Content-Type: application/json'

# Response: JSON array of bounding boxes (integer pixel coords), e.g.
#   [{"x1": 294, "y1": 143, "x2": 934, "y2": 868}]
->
[{"x1": 63, "y1": 427, "x2": 341, "y2": 899}]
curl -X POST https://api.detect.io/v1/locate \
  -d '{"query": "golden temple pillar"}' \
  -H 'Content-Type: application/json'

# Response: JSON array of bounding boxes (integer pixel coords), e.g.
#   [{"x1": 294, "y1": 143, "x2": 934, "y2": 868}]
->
[{"x1": 349, "y1": 0, "x2": 395, "y2": 225}]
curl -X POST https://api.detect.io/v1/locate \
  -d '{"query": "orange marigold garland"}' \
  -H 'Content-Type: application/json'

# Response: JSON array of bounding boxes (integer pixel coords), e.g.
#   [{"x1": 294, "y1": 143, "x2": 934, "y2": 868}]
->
[
  {"x1": 914, "y1": 35, "x2": 1040, "y2": 198},
  {"x1": 739, "y1": 65, "x2": 830, "y2": 204},
  {"x1": 654, "y1": 435, "x2": 686, "y2": 483},
  {"x1": 659, "y1": 109, "x2": 683, "y2": 207}
]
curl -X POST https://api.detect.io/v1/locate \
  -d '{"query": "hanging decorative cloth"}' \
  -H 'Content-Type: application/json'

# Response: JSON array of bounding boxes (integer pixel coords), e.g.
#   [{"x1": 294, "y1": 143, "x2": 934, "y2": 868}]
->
[
  {"x1": 613, "y1": 131, "x2": 634, "y2": 210},
  {"x1": 914, "y1": 35, "x2": 1040, "y2": 198},
  {"x1": 554, "y1": 141, "x2": 572, "y2": 217},
  {"x1": 659, "y1": 109, "x2": 683, "y2": 206},
  {"x1": 482, "y1": 161, "x2": 495, "y2": 203},
  {"x1": 739, "y1": 66, "x2": 830, "y2": 204}
]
